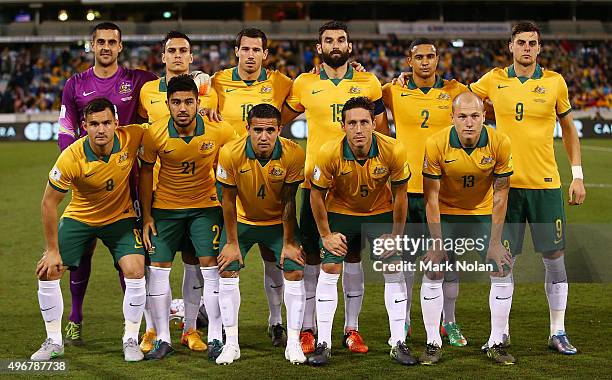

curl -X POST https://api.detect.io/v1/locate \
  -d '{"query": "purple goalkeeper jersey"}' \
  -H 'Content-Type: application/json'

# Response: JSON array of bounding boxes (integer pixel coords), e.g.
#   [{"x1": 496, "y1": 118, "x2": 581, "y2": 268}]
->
[{"x1": 58, "y1": 65, "x2": 157, "y2": 151}]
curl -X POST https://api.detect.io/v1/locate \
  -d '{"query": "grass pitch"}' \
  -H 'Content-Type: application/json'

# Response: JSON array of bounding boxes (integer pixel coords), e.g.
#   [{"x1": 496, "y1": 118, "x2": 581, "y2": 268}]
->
[{"x1": 0, "y1": 139, "x2": 611, "y2": 379}]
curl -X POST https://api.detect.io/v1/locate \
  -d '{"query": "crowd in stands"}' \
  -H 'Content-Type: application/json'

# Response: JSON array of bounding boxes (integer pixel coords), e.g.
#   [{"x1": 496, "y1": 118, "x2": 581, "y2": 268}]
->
[{"x1": 0, "y1": 38, "x2": 609, "y2": 113}]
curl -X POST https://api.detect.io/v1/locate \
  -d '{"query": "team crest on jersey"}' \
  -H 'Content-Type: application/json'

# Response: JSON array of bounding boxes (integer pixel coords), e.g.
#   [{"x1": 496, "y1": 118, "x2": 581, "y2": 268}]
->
[
  {"x1": 437, "y1": 92, "x2": 451, "y2": 101},
  {"x1": 479, "y1": 156, "x2": 494, "y2": 165},
  {"x1": 269, "y1": 166, "x2": 285, "y2": 181},
  {"x1": 372, "y1": 166, "x2": 388, "y2": 177},
  {"x1": 349, "y1": 86, "x2": 362, "y2": 94},
  {"x1": 200, "y1": 141, "x2": 215, "y2": 152},
  {"x1": 117, "y1": 151, "x2": 130, "y2": 166},
  {"x1": 260, "y1": 85, "x2": 272, "y2": 94},
  {"x1": 532, "y1": 85, "x2": 546, "y2": 95},
  {"x1": 118, "y1": 81, "x2": 132, "y2": 95}
]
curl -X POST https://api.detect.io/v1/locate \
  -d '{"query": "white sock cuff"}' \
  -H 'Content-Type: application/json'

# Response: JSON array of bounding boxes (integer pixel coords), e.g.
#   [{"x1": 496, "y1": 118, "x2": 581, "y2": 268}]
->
[
  {"x1": 124, "y1": 277, "x2": 146, "y2": 288},
  {"x1": 343, "y1": 261, "x2": 362, "y2": 274},
  {"x1": 220, "y1": 277, "x2": 240, "y2": 286},
  {"x1": 201, "y1": 266, "x2": 220, "y2": 280},
  {"x1": 319, "y1": 271, "x2": 340, "y2": 285},
  {"x1": 283, "y1": 279, "x2": 305, "y2": 292},
  {"x1": 39, "y1": 279, "x2": 60, "y2": 289},
  {"x1": 422, "y1": 276, "x2": 444, "y2": 288},
  {"x1": 490, "y1": 275, "x2": 513, "y2": 285},
  {"x1": 383, "y1": 272, "x2": 403, "y2": 283}
]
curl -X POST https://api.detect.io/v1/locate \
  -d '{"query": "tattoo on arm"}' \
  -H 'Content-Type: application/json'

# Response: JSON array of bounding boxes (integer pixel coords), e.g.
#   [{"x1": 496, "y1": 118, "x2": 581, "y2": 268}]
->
[
  {"x1": 281, "y1": 183, "x2": 299, "y2": 221},
  {"x1": 493, "y1": 176, "x2": 510, "y2": 206}
]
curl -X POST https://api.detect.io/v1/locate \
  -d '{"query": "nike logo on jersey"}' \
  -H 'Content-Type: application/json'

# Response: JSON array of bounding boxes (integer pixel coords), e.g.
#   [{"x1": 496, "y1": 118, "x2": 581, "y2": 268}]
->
[
  {"x1": 312, "y1": 89, "x2": 324, "y2": 94},
  {"x1": 423, "y1": 295, "x2": 440, "y2": 301},
  {"x1": 394, "y1": 299, "x2": 407, "y2": 303},
  {"x1": 151, "y1": 100, "x2": 161, "y2": 104},
  {"x1": 444, "y1": 159, "x2": 457, "y2": 163},
  {"x1": 225, "y1": 89, "x2": 238, "y2": 93},
  {"x1": 270, "y1": 284, "x2": 283, "y2": 289},
  {"x1": 497, "y1": 85, "x2": 509, "y2": 89},
  {"x1": 400, "y1": 93, "x2": 412, "y2": 97},
  {"x1": 129, "y1": 302, "x2": 144, "y2": 307},
  {"x1": 163, "y1": 149, "x2": 175, "y2": 154},
  {"x1": 193, "y1": 285, "x2": 204, "y2": 290},
  {"x1": 346, "y1": 294, "x2": 362, "y2": 298},
  {"x1": 40, "y1": 306, "x2": 55, "y2": 312},
  {"x1": 83, "y1": 90, "x2": 96, "y2": 97},
  {"x1": 340, "y1": 170, "x2": 352, "y2": 176},
  {"x1": 84, "y1": 172, "x2": 96, "y2": 178},
  {"x1": 317, "y1": 299, "x2": 334, "y2": 302},
  {"x1": 495, "y1": 296, "x2": 512, "y2": 300},
  {"x1": 240, "y1": 168, "x2": 252, "y2": 173}
]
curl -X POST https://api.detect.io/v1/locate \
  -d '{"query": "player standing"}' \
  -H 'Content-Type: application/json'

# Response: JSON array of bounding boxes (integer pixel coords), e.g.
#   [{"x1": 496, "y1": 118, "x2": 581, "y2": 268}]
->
[
  {"x1": 307, "y1": 97, "x2": 414, "y2": 366},
  {"x1": 214, "y1": 104, "x2": 307, "y2": 365},
  {"x1": 208, "y1": 28, "x2": 293, "y2": 346},
  {"x1": 32, "y1": 98, "x2": 147, "y2": 362},
  {"x1": 57, "y1": 22, "x2": 156, "y2": 345},
  {"x1": 138, "y1": 75, "x2": 235, "y2": 360},
  {"x1": 138, "y1": 31, "x2": 209, "y2": 354},
  {"x1": 469, "y1": 21, "x2": 585, "y2": 354},
  {"x1": 421, "y1": 92, "x2": 515, "y2": 365},
  {"x1": 283, "y1": 21, "x2": 387, "y2": 354},
  {"x1": 382, "y1": 38, "x2": 469, "y2": 347}
]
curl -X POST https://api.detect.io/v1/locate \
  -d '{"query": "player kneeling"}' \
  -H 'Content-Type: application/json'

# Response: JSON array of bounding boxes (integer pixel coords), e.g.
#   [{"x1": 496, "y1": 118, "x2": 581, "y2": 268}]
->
[
  {"x1": 33, "y1": 98, "x2": 147, "y2": 362},
  {"x1": 307, "y1": 97, "x2": 416, "y2": 366},
  {"x1": 215, "y1": 104, "x2": 307, "y2": 365},
  {"x1": 419, "y1": 92, "x2": 515, "y2": 365}
]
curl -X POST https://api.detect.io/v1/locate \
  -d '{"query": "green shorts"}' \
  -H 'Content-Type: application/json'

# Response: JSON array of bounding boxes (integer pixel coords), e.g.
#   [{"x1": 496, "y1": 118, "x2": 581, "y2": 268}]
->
[
  {"x1": 321, "y1": 212, "x2": 393, "y2": 264},
  {"x1": 404, "y1": 193, "x2": 428, "y2": 259},
  {"x1": 58, "y1": 217, "x2": 144, "y2": 269},
  {"x1": 503, "y1": 188, "x2": 566, "y2": 254},
  {"x1": 219, "y1": 223, "x2": 303, "y2": 272},
  {"x1": 149, "y1": 207, "x2": 222, "y2": 263},
  {"x1": 300, "y1": 189, "x2": 320, "y2": 257}
]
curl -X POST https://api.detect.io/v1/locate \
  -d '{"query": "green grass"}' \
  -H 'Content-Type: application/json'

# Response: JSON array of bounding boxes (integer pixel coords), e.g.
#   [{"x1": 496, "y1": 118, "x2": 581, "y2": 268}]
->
[{"x1": 0, "y1": 140, "x2": 611, "y2": 379}]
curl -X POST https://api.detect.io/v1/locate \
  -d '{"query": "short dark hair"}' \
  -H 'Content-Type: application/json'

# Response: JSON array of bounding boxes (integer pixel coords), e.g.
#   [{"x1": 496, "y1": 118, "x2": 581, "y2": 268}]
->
[
  {"x1": 318, "y1": 21, "x2": 349, "y2": 43},
  {"x1": 247, "y1": 104, "x2": 281, "y2": 127},
  {"x1": 235, "y1": 28, "x2": 267, "y2": 50},
  {"x1": 162, "y1": 31, "x2": 192, "y2": 52},
  {"x1": 91, "y1": 22, "x2": 122, "y2": 41},
  {"x1": 84, "y1": 98, "x2": 116, "y2": 119},
  {"x1": 511, "y1": 21, "x2": 540, "y2": 42},
  {"x1": 167, "y1": 74, "x2": 198, "y2": 99},
  {"x1": 341, "y1": 96, "x2": 374, "y2": 123},
  {"x1": 408, "y1": 38, "x2": 437, "y2": 57}
]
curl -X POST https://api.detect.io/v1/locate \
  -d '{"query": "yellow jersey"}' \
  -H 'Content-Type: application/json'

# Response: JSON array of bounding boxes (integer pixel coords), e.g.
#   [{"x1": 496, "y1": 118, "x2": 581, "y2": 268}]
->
[
  {"x1": 311, "y1": 132, "x2": 410, "y2": 216},
  {"x1": 139, "y1": 114, "x2": 236, "y2": 210},
  {"x1": 383, "y1": 76, "x2": 468, "y2": 193},
  {"x1": 48, "y1": 125, "x2": 145, "y2": 226},
  {"x1": 423, "y1": 125, "x2": 513, "y2": 215},
  {"x1": 216, "y1": 135, "x2": 305, "y2": 225},
  {"x1": 469, "y1": 64, "x2": 571, "y2": 189},
  {"x1": 209, "y1": 67, "x2": 292, "y2": 136},
  {"x1": 285, "y1": 66, "x2": 384, "y2": 189}
]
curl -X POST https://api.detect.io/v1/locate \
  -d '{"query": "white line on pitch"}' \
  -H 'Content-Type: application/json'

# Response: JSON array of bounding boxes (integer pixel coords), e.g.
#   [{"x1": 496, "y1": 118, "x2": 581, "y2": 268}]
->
[
  {"x1": 580, "y1": 145, "x2": 612, "y2": 153},
  {"x1": 563, "y1": 183, "x2": 612, "y2": 188}
]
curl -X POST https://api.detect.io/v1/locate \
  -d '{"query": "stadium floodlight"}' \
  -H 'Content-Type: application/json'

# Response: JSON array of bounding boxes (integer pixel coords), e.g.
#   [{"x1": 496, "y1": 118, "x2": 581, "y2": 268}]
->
[
  {"x1": 451, "y1": 39, "x2": 464, "y2": 48},
  {"x1": 86, "y1": 10, "x2": 95, "y2": 21},
  {"x1": 58, "y1": 10, "x2": 68, "y2": 22},
  {"x1": 163, "y1": 11, "x2": 172, "y2": 19}
]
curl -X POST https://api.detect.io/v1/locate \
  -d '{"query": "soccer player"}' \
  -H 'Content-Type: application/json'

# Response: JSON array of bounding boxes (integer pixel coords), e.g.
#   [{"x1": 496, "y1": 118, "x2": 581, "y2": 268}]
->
[
  {"x1": 58, "y1": 22, "x2": 156, "y2": 345},
  {"x1": 208, "y1": 28, "x2": 293, "y2": 346},
  {"x1": 382, "y1": 38, "x2": 470, "y2": 347},
  {"x1": 214, "y1": 104, "x2": 306, "y2": 364},
  {"x1": 421, "y1": 92, "x2": 515, "y2": 365},
  {"x1": 138, "y1": 74, "x2": 235, "y2": 360},
  {"x1": 138, "y1": 30, "x2": 208, "y2": 354},
  {"x1": 307, "y1": 97, "x2": 414, "y2": 366},
  {"x1": 32, "y1": 98, "x2": 147, "y2": 362},
  {"x1": 283, "y1": 21, "x2": 387, "y2": 354},
  {"x1": 469, "y1": 21, "x2": 585, "y2": 354}
]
